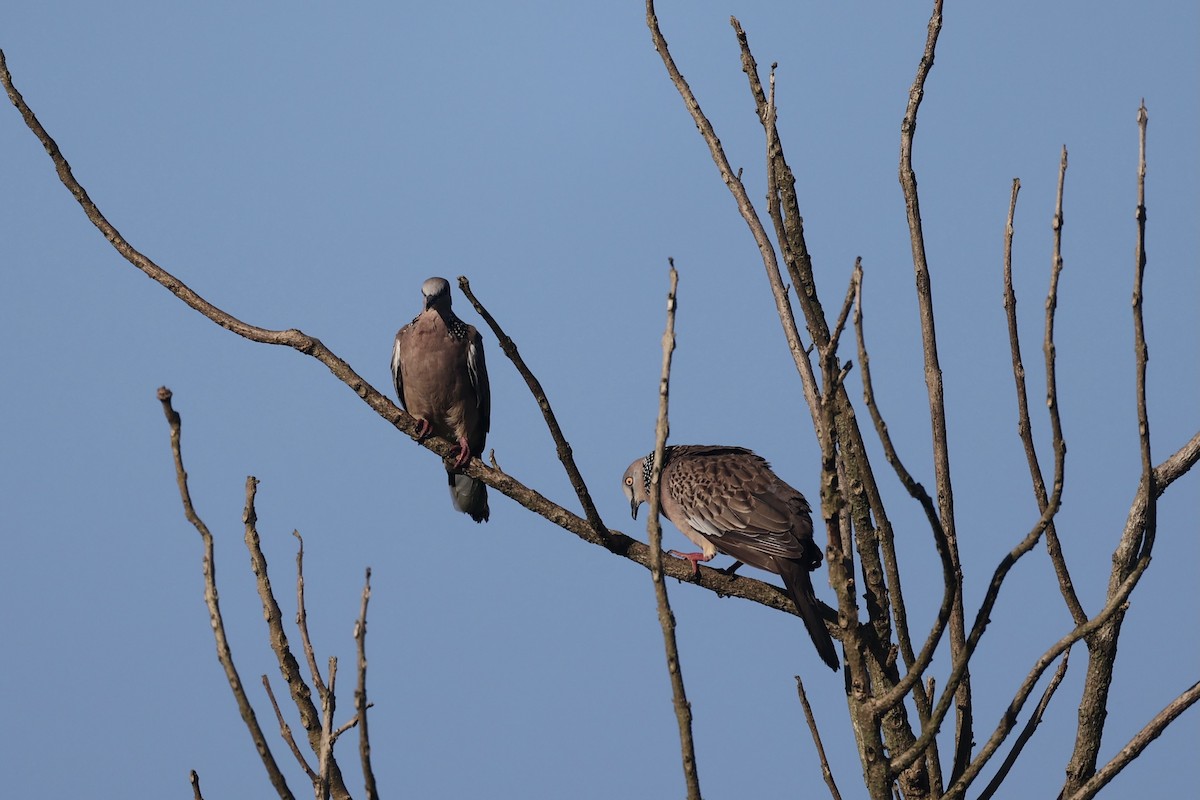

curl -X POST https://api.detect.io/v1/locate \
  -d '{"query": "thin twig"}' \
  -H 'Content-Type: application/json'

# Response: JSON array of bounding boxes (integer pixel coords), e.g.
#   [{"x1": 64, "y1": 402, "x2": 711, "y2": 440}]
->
[
  {"x1": 1132, "y1": 101, "x2": 1154, "y2": 516},
  {"x1": 891, "y1": 488, "x2": 1067, "y2": 777},
  {"x1": 318, "y1": 657, "x2": 338, "y2": 800},
  {"x1": 1041, "y1": 150, "x2": 1082, "y2": 622},
  {"x1": 644, "y1": 6, "x2": 820, "y2": 438},
  {"x1": 934, "y1": 430, "x2": 1200, "y2": 798},
  {"x1": 854, "y1": 261, "x2": 956, "y2": 689},
  {"x1": 456, "y1": 276, "x2": 612, "y2": 546},
  {"x1": 262, "y1": 675, "x2": 319, "y2": 782},
  {"x1": 645, "y1": 262, "x2": 702, "y2": 800},
  {"x1": 853, "y1": 264, "x2": 953, "y2": 785},
  {"x1": 976, "y1": 652, "x2": 1070, "y2": 800},
  {"x1": 1066, "y1": 680, "x2": 1200, "y2": 800},
  {"x1": 155, "y1": 387, "x2": 296, "y2": 800},
  {"x1": 762, "y1": 60, "x2": 825, "y2": 443},
  {"x1": 293, "y1": 531, "x2": 328, "y2": 698},
  {"x1": 896, "y1": 0, "x2": 973, "y2": 784},
  {"x1": 1060, "y1": 101, "x2": 1158, "y2": 798},
  {"x1": 1001, "y1": 175, "x2": 1086, "y2": 624},
  {"x1": 331, "y1": 714, "x2": 360, "y2": 742},
  {"x1": 824, "y1": 265, "x2": 858, "y2": 371},
  {"x1": 795, "y1": 675, "x2": 843, "y2": 800},
  {"x1": 242, "y1": 480, "x2": 351, "y2": 800},
  {"x1": 355, "y1": 568, "x2": 379, "y2": 800},
  {"x1": 190, "y1": 770, "x2": 205, "y2": 800}
]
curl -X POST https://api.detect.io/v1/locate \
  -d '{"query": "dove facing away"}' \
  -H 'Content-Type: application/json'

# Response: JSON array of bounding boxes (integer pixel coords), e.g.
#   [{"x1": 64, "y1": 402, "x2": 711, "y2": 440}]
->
[
  {"x1": 622, "y1": 445, "x2": 838, "y2": 670},
  {"x1": 392, "y1": 277, "x2": 490, "y2": 522}
]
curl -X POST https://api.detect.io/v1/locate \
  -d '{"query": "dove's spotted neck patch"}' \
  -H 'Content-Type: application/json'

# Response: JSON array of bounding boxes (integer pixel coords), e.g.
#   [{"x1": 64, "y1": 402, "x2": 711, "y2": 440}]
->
[
  {"x1": 407, "y1": 310, "x2": 470, "y2": 341},
  {"x1": 641, "y1": 452, "x2": 656, "y2": 493}
]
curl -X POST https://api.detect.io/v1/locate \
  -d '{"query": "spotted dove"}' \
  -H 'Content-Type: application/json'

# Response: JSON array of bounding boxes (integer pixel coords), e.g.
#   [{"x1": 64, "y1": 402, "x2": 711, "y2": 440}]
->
[
  {"x1": 391, "y1": 277, "x2": 490, "y2": 522},
  {"x1": 622, "y1": 445, "x2": 838, "y2": 670}
]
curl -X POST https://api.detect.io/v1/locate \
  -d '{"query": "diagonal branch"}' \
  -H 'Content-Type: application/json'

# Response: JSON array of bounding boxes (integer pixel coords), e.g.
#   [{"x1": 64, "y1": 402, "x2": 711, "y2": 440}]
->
[
  {"x1": 0, "y1": 44, "x2": 811, "y2": 626},
  {"x1": 156, "y1": 387, "x2": 296, "y2": 800},
  {"x1": 242, "y1": 480, "x2": 352, "y2": 800},
  {"x1": 976, "y1": 652, "x2": 1070, "y2": 800},
  {"x1": 795, "y1": 675, "x2": 843, "y2": 800},
  {"x1": 262, "y1": 675, "x2": 320, "y2": 783},
  {"x1": 644, "y1": 263, "x2": 702, "y2": 800},
  {"x1": 456, "y1": 276, "x2": 612, "y2": 546},
  {"x1": 936, "y1": 431, "x2": 1200, "y2": 798},
  {"x1": 1065, "y1": 680, "x2": 1200, "y2": 800},
  {"x1": 643, "y1": 5, "x2": 820, "y2": 437},
  {"x1": 891, "y1": 489, "x2": 1066, "y2": 778}
]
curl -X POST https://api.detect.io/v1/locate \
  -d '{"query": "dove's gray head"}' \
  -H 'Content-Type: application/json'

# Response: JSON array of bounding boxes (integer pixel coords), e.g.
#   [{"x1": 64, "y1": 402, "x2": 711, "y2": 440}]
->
[
  {"x1": 421, "y1": 277, "x2": 452, "y2": 311},
  {"x1": 621, "y1": 453, "x2": 656, "y2": 520}
]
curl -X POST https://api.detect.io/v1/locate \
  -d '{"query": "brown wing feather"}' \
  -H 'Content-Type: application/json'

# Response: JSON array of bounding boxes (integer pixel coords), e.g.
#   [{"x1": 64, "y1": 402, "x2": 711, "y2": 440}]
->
[{"x1": 665, "y1": 446, "x2": 816, "y2": 568}]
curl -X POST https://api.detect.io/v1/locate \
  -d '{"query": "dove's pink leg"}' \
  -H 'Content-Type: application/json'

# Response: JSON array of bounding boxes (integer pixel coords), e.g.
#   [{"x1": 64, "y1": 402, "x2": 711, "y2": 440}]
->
[
  {"x1": 668, "y1": 550, "x2": 714, "y2": 576},
  {"x1": 452, "y1": 435, "x2": 473, "y2": 469}
]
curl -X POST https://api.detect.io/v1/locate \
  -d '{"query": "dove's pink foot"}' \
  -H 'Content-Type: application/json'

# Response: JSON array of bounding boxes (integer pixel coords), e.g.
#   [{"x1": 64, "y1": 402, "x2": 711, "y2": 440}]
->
[
  {"x1": 668, "y1": 550, "x2": 713, "y2": 576},
  {"x1": 413, "y1": 418, "x2": 434, "y2": 441},
  {"x1": 452, "y1": 435, "x2": 473, "y2": 469}
]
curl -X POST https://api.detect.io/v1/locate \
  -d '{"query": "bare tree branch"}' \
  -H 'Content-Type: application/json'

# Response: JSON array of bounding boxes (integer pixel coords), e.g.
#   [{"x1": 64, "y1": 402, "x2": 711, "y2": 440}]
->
[
  {"x1": 7, "y1": 12, "x2": 1194, "y2": 797},
  {"x1": 1066, "y1": 680, "x2": 1200, "y2": 800},
  {"x1": 318, "y1": 657, "x2": 338, "y2": 800},
  {"x1": 189, "y1": 770, "x2": 205, "y2": 800},
  {"x1": 262, "y1": 675, "x2": 320, "y2": 783},
  {"x1": 355, "y1": 568, "x2": 379, "y2": 800},
  {"x1": 895, "y1": 0, "x2": 974, "y2": 783},
  {"x1": 1132, "y1": 100, "x2": 1154, "y2": 524},
  {"x1": 155, "y1": 387, "x2": 296, "y2": 800},
  {"x1": 330, "y1": 713, "x2": 361, "y2": 743},
  {"x1": 741, "y1": 28, "x2": 824, "y2": 441},
  {"x1": 643, "y1": 263, "x2": 702, "y2": 800},
  {"x1": 293, "y1": 532, "x2": 328, "y2": 700},
  {"x1": 643, "y1": 4, "x2": 821, "y2": 441},
  {"x1": 854, "y1": 265, "x2": 956, "y2": 718},
  {"x1": 1041, "y1": 150, "x2": 1082, "y2": 621},
  {"x1": 456, "y1": 276, "x2": 612, "y2": 546},
  {"x1": 1060, "y1": 101, "x2": 1158, "y2": 797},
  {"x1": 724, "y1": 15, "x2": 939, "y2": 798},
  {"x1": 1001, "y1": 174, "x2": 1087, "y2": 625},
  {"x1": 891, "y1": 490, "x2": 1067, "y2": 778},
  {"x1": 242, "y1": 480, "x2": 351, "y2": 800},
  {"x1": 762, "y1": 62, "x2": 826, "y2": 447},
  {"x1": 936, "y1": 431, "x2": 1199, "y2": 798},
  {"x1": 0, "y1": 44, "x2": 810, "y2": 629},
  {"x1": 976, "y1": 652, "x2": 1070, "y2": 800},
  {"x1": 795, "y1": 675, "x2": 842, "y2": 800}
]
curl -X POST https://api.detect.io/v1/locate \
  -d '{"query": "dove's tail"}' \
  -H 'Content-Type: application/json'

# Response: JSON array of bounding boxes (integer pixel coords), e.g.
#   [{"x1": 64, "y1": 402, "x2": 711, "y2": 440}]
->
[
  {"x1": 448, "y1": 470, "x2": 489, "y2": 523},
  {"x1": 778, "y1": 557, "x2": 839, "y2": 671}
]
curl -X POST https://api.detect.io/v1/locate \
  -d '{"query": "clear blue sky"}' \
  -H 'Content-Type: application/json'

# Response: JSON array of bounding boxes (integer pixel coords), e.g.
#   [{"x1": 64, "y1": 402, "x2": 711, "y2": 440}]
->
[{"x1": 2, "y1": 2, "x2": 1196, "y2": 798}]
